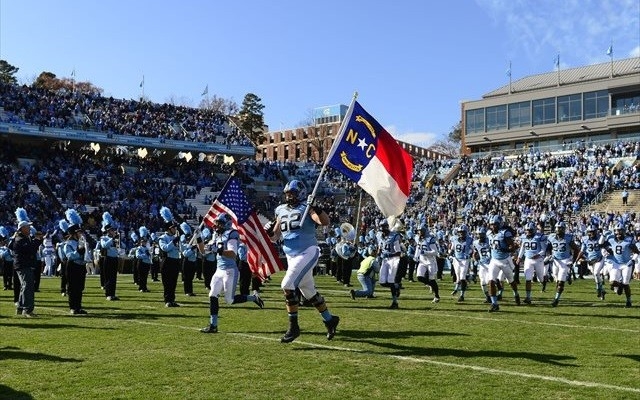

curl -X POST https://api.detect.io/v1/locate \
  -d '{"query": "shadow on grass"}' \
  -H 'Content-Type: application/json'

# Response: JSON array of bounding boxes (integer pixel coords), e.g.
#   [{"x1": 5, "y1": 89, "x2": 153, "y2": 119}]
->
[
  {"x1": 616, "y1": 354, "x2": 640, "y2": 363},
  {"x1": 0, "y1": 321, "x2": 111, "y2": 330},
  {"x1": 347, "y1": 340, "x2": 577, "y2": 366},
  {"x1": 0, "y1": 346, "x2": 82, "y2": 363},
  {"x1": 0, "y1": 384, "x2": 33, "y2": 400},
  {"x1": 339, "y1": 329, "x2": 469, "y2": 340}
]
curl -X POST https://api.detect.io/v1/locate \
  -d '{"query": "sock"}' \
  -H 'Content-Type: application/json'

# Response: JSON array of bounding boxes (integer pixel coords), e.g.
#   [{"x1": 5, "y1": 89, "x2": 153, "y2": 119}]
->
[
  {"x1": 209, "y1": 315, "x2": 218, "y2": 326},
  {"x1": 526, "y1": 290, "x2": 531, "y2": 299},
  {"x1": 491, "y1": 295, "x2": 497, "y2": 305},
  {"x1": 320, "y1": 309, "x2": 332, "y2": 322},
  {"x1": 554, "y1": 292, "x2": 561, "y2": 300}
]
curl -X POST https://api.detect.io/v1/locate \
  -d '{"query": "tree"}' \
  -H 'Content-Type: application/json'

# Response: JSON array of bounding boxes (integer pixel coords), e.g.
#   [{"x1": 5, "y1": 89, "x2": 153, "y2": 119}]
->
[
  {"x1": 32, "y1": 71, "x2": 102, "y2": 95},
  {"x1": 427, "y1": 120, "x2": 463, "y2": 158},
  {"x1": 0, "y1": 60, "x2": 19, "y2": 85},
  {"x1": 448, "y1": 120, "x2": 462, "y2": 142},
  {"x1": 199, "y1": 94, "x2": 239, "y2": 115},
  {"x1": 297, "y1": 109, "x2": 333, "y2": 162},
  {"x1": 237, "y1": 93, "x2": 265, "y2": 144},
  {"x1": 428, "y1": 138, "x2": 461, "y2": 158}
]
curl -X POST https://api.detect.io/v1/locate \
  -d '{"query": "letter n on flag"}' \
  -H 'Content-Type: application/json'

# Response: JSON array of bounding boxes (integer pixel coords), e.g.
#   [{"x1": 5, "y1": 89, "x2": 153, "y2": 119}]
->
[
  {"x1": 203, "y1": 176, "x2": 284, "y2": 279},
  {"x1": 327, "y1": 101, "x2": 413, "y2": 218}
]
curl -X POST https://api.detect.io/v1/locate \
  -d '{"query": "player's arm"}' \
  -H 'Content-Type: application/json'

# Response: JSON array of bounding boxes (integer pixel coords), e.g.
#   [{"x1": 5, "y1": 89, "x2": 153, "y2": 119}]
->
[{"x1": 309, "y1": 205, "x2": 329, "y2": 226}]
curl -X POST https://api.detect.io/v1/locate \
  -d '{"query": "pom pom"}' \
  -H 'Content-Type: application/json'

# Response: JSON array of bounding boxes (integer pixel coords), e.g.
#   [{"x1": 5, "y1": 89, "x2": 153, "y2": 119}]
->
[
  {"x1": 139, "y1": 226, "x2": 149, "y2": 238},
  {"x1": 15, "y1": 207, "x2": 29, "y2": 223},
  {"x1": 180, "y1": 222, "x2": 191, "y2": 235},
  {"x1": 159, "y1": 206, "x2": 174, "y2": 223},
  {"x1": 65, "y1": 209, "x2": 83, "y2": 225},
  {"x1": 0, "y1": 226, "x2": 8, "y2": 238},
  {"x1": 201, "y1": 227, "x2": 211, "y2": 240},
  {"x1": 30, "y1": 226, "x2": 37, "y2": 236},
  {"x1": 102, "y1": 212, "x2": 115, "y2": 227},
  {"x1": 58, "y1": 220, "x2": 69, "y2": 233},
  {"x1": 130, "y1": 232, "x2": 139, "y2": 242},
  {"x1": 150, "y1": 232, "x2": 157, "y2": 241}
]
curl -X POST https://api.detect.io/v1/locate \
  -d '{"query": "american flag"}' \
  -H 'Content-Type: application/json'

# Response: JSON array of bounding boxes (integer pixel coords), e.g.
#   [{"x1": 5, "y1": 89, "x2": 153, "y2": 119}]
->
[{"x1": 203, "y1": 176, "x2": 284, "y2": 280}]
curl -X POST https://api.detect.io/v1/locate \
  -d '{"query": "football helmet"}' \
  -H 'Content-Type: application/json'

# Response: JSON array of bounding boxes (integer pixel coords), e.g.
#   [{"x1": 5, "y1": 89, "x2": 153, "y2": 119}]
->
[
  {"x1": 525, "y1": 222, "x2": 536, "y2": 237},
  {"x1": 283, "y1": 180, "x2": 307, "y2": 207},
  {"x1": 214, "y1": 213, "x2": 232, "y2": 233},
  {"x1": 555, "y1": 221, "x2": 566, "y2": 236},
  {"x1": 475, "y1": 226, "x2": 487, "y2": 238},
  {"x1": 613, "y1": 223, "x2": 625, "y2": 239}
]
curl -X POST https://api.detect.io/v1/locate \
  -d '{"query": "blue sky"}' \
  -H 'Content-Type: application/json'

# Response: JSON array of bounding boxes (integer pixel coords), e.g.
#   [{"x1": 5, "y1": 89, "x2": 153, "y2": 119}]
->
[{"x1": 1, "y1": 0, "x2": 638, "y2": 147}]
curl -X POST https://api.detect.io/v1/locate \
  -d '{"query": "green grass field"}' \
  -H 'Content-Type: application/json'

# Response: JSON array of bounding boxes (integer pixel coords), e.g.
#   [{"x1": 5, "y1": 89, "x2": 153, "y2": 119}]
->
[{"x1": 1, "y1": 272, "x2": 639, "y2": 400}]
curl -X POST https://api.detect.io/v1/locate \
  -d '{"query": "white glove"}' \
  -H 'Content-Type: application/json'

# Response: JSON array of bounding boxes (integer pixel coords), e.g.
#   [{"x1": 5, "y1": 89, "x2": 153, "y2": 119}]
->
[
  {"x1": 264, "y1": 221, "x2": 274, "y2": 232},
  {"x1": 543, "y1": 255, "x2": 552, "y2": 264},
  {"x1": 306, "y1": 194, "x2": 314, "y2": 205}
]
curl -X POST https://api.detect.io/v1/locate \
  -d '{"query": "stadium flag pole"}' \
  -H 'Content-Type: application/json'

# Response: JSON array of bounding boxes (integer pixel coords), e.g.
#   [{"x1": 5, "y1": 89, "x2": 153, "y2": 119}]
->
[
  {"x1": 555, "y1": 54, "x2": 560, "y2": 86},
  {"x1": 299, "y1": 91, "x2": 358, "y2": 227},
  {"x1": 607, "y1": 41, "x2": 614, "y2": 78},
  {"x1": 507, "y1": 60, "x2": 512, "y2": 94}
]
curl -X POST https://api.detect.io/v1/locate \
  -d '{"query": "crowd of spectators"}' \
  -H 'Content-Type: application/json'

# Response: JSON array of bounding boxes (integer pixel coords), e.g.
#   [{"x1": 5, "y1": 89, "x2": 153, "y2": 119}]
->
[
  {"x1": 0, "y1": 131, "x2": 638, "y2": 254},
  {"x1": 0, "y1": 82, "x2": 252, "y2": 146}
]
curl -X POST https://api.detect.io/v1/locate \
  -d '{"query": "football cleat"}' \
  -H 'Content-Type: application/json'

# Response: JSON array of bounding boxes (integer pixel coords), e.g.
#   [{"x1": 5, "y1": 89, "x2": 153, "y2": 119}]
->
[
  {"x1": 280, "y1": 325, "x2": 300, "y2": 343},
  {"x1": 523, "y1": 298, "x2": 532, "y2": 305},
  {"x1": 488, "y1": 304, "x2": 500, "y2": 313},
  {"x1": 389, "y1": 302, "x2": 399, "y2": 309},
  {"x1": 551, "y1": 299, "x2": 559, "y2": 307},
  {"x1": 253, "y1": 294, "x2": 264, "y2": 309},
  {"x1": 324, "y1": 316, "x2": 340, "y2": 340},
  {"x1": 515, "y1": 294, "x2": 521, "y2": 306},
  {"x1": 432, "y1": 297, "x2": 440, "y2": 304},
  {"x1": 200, "y1": 325, "x2": 218, "y2": 333}
]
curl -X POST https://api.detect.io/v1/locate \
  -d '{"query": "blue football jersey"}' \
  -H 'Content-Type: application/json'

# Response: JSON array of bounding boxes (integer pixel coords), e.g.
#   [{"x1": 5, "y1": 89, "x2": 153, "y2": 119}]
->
[{"x1": 275, "y1": 202, "x2": 318, "y2": 256}]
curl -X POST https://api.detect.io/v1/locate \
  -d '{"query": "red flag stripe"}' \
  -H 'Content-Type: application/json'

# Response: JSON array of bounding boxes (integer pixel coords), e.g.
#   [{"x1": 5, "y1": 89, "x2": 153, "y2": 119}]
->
[{"x1": 204, "y1": 200, "x2": 284, "y2": 280}]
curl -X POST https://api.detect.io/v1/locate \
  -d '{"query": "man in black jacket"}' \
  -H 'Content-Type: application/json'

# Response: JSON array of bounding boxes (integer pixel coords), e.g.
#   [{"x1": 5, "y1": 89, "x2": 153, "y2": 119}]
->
[{"x1": 8, "y1": 220, "x2": 43, "y2": 317}]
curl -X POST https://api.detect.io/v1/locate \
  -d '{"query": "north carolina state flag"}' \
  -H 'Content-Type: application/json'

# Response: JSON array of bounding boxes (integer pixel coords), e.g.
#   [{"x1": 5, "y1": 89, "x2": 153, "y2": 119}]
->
[{"x1": 327, "y1": 101, "x2": 413, "y2": 218}]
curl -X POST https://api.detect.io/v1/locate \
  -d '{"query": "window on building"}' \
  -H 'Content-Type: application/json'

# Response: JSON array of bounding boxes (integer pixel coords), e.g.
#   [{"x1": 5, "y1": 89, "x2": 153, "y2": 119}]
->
[
  {"x1": 612, "y1": 91, "x2": 640, "y2": 115},
  {"x1": 584, "y1": 90, "x2": 609, "y2": 119},
  {"x1": 486, "y1": 105, "x2": 507, "y2": 131},
  {"x1": 557, "y1": 94, "x2": 582, "y2": 122},
  {"x1": 465, "y1": 108, "x2": 484, "y2": 134},
  {"x1": 532, "y1": 97, "x2": 556, "y2": 126},
  {"x1": 508, "y1": 101, "x2": 531, "y2": 128}
]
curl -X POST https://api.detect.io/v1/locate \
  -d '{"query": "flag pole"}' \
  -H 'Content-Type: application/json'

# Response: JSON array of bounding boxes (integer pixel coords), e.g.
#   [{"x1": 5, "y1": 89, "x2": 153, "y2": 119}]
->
[
  {"x1": 508, "y1": 61, "x2": 512, "y2": 94},
  {"x1": 188, "y1": 169, "x2": 237, "y2": 247},
  {"x1": 608, "y1": 41, "x2": 614, "y2": 78},
  {"x1": 299, "y1": 91, "x2": 358, "y2": 227},
  {"x1": 555, "y1": 54, "x2": 560, "y2": 87},
  {"x1": 354, "y1": 189, "x2": 364, "y2": 241}
]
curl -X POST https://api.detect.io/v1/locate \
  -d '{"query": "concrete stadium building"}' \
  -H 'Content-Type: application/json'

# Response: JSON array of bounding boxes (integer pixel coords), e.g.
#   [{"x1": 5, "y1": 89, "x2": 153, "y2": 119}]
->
[{"x1": 462, "y1": 57, "x2": 640, "y2": 156}]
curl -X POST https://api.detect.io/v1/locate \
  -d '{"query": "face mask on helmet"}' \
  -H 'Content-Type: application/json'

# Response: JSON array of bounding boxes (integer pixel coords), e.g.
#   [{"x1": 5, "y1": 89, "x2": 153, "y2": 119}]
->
[
  {"x1": 525, "y1": 222, "x2": 536, "y2": 237},
  {"x1": 488, "y1": 215, "x2": 502, "y2": 232},
  {"x1": 555, "y1": 222, "x2": 566, "y2": 235},
  {"x1": 378, "y1": 220, "x2": 389, "y2": 232},
  {"x1": 283, "y1": 180, "x2": 307, "y2": 207},
  {"x1": 214, "y1": 213, "x2": 231, "y2": 233},
  {"x1": 614, "y1": 224, "x2": 625, "y2": 239},
  {"x1": 586, "y1": 226, "x2": 597, "y2": 238},
  {"x1": 456, "y1": 225, "x2": 467, "y2": 238},
  {"x1": 476, "y1": 226, "x2": 487, "y2": 238}
]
